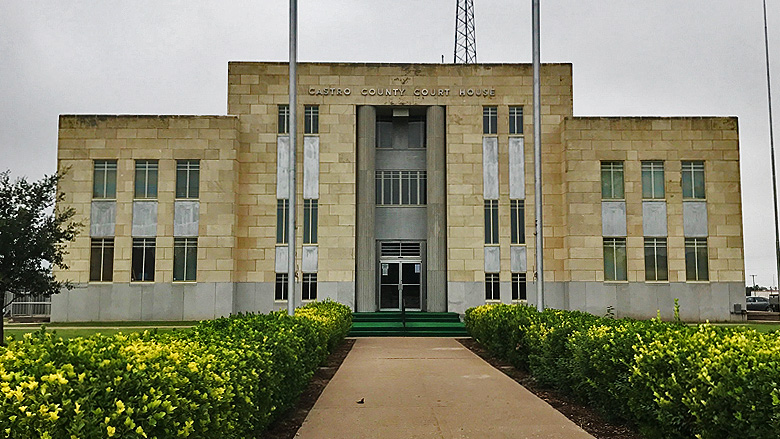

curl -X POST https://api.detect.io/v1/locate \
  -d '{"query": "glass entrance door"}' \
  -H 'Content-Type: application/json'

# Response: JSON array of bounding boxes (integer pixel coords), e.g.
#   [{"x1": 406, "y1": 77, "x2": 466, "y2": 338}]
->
[{"x1": 379, "y1": 261, "x2": 422, "y2": 310}]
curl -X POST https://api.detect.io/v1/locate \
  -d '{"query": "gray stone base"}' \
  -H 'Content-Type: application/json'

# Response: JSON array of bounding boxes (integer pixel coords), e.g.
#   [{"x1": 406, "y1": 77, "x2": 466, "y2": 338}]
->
[
  {"x1": 447, "y1": 280, "x2": 747, "y2": 322},
  {"x1": 51, "y1": 281, "x2": 357, "y2": 322}
]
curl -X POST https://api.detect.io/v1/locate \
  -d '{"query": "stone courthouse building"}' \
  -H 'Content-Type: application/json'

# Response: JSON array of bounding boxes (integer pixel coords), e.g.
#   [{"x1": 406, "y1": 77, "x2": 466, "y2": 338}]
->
[{"x1": 52, "y1": 62, "x2": 746, "y2": 322}]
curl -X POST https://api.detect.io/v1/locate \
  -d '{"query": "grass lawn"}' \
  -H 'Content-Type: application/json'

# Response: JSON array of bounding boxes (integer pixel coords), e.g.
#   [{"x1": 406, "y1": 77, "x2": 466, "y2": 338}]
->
[{"x1": 2, "y1": 320, "x2": 197, "y2": 342}]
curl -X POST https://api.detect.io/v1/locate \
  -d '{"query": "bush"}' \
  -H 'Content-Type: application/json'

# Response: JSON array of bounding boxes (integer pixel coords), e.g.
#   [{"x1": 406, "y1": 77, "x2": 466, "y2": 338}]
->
[
  {"x1": 0, "y1": 301, "x2": 352, "y2": 438},
  {"x1": 465, "y1": 303, "x2": 780, "y2": 439}
]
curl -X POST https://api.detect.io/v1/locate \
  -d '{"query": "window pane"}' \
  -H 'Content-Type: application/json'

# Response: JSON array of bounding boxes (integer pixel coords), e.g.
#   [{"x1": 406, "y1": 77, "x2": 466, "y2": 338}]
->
[
  {"x1": 278, "y1": 105, "x2": 289, "y2": 134},
  {"x1": 685, "y1": 242, "x2": 697, "y2": 281},
  {"x1": 188, "y1": 168, "x2": 199, "y2": 198},
  {"x1": 604, "y1": 242, "x2": 616, "y2": 281},
  {"x1": 176, "y1": 169, "x2": 187, "y2": 198},
  {"x1": 173, "y1": 242, "x2": 186, "y2": 281},
  {"x1": 105, "y1": 167, "x2": 117, "y2": 198},
  {"x1": 615, "y1": 243, "x2": 627, "y2": 281},
  {"x1": 135, "y1": 167, "x2": 146, "y2": 199},
  {"x1": 657, "y1": 243, "x2": 668, "y2": 281},
  {"x1": 144, "y1": 244, "x2": 155, "y2": 281},
  {"x1": 601, "y1": 169, "x2": 611, "y2": 199},
  {"x1": 277, "y1": 199, "x2": 287, "y2": 244},
  {"x1": 311, "y1": 201, "x2": 318, "y2": 244},
  {"x1": 93, "y1": 167, "x2": 106, "y2": 198},
  {"x1": 186, "y1": 241, "x2": 197, "y2": 281},
  {"x1": 147, "y1": 167, "x2": 158, "y2": 198},
  {"x1": 90, "y1": 240, "x2": 103, "y2": 281},
  {"x1": 682, "y1": 168, "x2": 693, "y2": 198},
  {"x1": 511, "y1": 203, "x2": 519, "y2": 244},
  {"x1": 697, "y1": 241, "x2": 709, "y2": 281},
  {"x1": 408, "y1": 119, "x2": 425, "y2": 148},
  {"x1": 693, "y1": 170, "x2": 705, "y2": 199},
  {"x1": 377, "y1": 119, "x2": 393, "y2": 148}
]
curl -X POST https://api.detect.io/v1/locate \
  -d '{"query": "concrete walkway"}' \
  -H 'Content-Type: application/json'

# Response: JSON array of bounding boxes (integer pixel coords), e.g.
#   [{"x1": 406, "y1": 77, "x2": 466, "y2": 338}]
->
[{"x1": 296, "y1": 337, "x2": 594, "y2": 439}]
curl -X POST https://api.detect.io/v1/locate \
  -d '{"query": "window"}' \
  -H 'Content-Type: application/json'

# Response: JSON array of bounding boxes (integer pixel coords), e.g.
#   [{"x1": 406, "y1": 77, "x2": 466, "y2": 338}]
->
[
  {"x1": 408, "y1": 116, "x2": 426, "y2": 149},
  {"x1": 304, "y1": 105, "x2": 319, "y2": 134},
  {"x1": 685, "y1": 238, "x2": 709, "y2": 281},
  {"x1": 375, "y1": 171, "x2": 427, "y2": 205},
  {"x1": 135, "y1": 160, "x2": 158, "y2": 199},
  {"x1": 277, "y1": 199, "x2": 289, "y2": 244},
  {"x1": 641, "y1": 161, "x2": 664, "y2": 199},
  {"x1": 509, "y1": 106, "x2": 523, "y2": 135},
  {"x1": 173, "y1": 237, "x2": 197, "y2": 282},
  {"x1": 510, "y1": 199, "x2": 525, "y2": 245},
  {"x1": 483, "y1": 106, "x2": 497, "y2": 135},
  {"x1": 93, "y1": 160, "x2": 117, "y2": 199},
  {"x1": 176, "y1": 160, "x2": 199, "y2": 199},
  {"x1": 303, "y1": 199, "x2": 318, "y2": 244},
  {"x1": 601, "y1": 161, "x2": 624, "y2": 199},
  {"x1": 512, "y1": 273, "x2": 527, "y2": 301},
  {"x1": 682, "y1": 161, "x2": 705, "y2": 199},
  {"x1": 644, "y1": 238, "x2": 668, "y2": 281},
  {"x1": 131, "y1": 238, "x2": 155, "y2": 282},
  {"x1": 485, "y1": 273, "x2": 500, "y2": 301},
  {"x1": 376, "y1": 116, "x2": 393, "y2": 148},
  {"x1": 278, "y1": 105, "x2": 289, "y2": 134},
  {"x1": 603, "y1": 238, "x2": 627, "y2": 281},
  {"x1": 484, "y1": 200, "x2": 499, "y2": 245},
  {"x1": 275, "y1": 273, "x2": 288, "y2": 301},
  {"x1": 302, "y1": 273, "x2": 317, "y2": 301},
  {"x1": 89, "y1": 238, "x2": 114, "y2": 282}
]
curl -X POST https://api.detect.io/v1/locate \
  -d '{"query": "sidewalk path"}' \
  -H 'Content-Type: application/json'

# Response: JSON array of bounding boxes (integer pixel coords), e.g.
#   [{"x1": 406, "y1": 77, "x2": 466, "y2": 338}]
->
[{"x1": 296, "y1": 337, "x2": 594, "y2": 439}]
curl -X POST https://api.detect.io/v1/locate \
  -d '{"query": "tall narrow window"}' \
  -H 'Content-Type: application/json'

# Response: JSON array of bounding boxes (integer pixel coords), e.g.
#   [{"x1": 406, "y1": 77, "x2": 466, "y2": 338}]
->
[
  {"x1": 408, "y1": 116, "x2": 426, "y2": 148},
  {"x1": 135, "y1": 160, "x2": 158, "y2": 199},
  {"x1": 484, "y1": 200, "x2": 499, "y2": 244},
  {"x1": 682, "y1": 161, "x2": 705, "y2": 199},
  {"x1": 376, "y1": 116, "x2": 393, "y2": 148},
  {"x1": 485, "y1": 273, "x2": 500, "y2": 301},
  {"x1": 644, "y1": 238, "x2": 668, "y2": 281},
  {"x1": 510, "y1": 199, "x2": 525, "y2": 245},
  {"x1": 483, "y1": 106, "x2": 497, "y2": 134},
  {"x1": 275, "y1": 273, "x2": 289, "y2": 301},
  {"x1": 641, "y1": 161, "x2": 665, "y2": 199},
  {"x1": 303, "y1": 199, "x2": 318, "y2": 244},
  {"x1": 509, "y1": 106, "x2": 524, "y2": 135},
  {"x1": 302, "y1": 273, "x2": 317, "y2": 301},
  {"x1": 685, "y1": 238, "x2": 709, "y2": 281},
  {"x1": 176, "y1": 160, "x2": 199, "y2": 199},
  {"x1": 132, "y1": 238, "x2": 155, "y2": 282},
  {"x1": 304, "y1": 105, "x2": 319, "y2": 134},
  {"x1": 601, "y1": 161, "x2": 625, "y2": 199},
  {"x1": 93, "y1": 160, "x2": 117, "y2": 199},
  {"x1": 89, "y1": 238, "x2": 114, "y2": 282},
  {"x1": 277, "y1": 199, "x2": 289, "y2": 244},
  {"x1": 173, "y1": 237, "x2": 197, "y2": 282},
  {"x1": 278, "y1": 105, "x2": 290, "y2": 134},
  {"x1": 512, "y1": 273, "x2": 527, "y2": 301},
  {"x1": 603, "y1": 238, "x2": 627, "y2": 281}
]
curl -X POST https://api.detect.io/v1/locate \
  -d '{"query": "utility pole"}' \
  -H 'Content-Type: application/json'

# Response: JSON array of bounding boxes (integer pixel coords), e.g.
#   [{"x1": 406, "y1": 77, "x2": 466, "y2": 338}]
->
[
  {"x1": 751, "y1": 274, "x2": 758, "y2": 286},
  {"x1": 763, "y1": 0, "x2": 780, "y2": 305},
  {"x1": 288, "y1": 0, "x2": 298, "y2": 315},
  {"x1": 532, "y1": 0, "x2": 544, "y2": 311}
]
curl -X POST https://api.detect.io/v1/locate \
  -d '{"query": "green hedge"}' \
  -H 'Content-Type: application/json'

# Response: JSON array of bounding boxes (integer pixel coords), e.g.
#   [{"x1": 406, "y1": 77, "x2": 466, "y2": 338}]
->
[
  {"x1": 464, "y1": 304, "x2": 780, "y2": 439},
  {"x1": 0, "y1": 299, "x2": 352, "y2": 438}
]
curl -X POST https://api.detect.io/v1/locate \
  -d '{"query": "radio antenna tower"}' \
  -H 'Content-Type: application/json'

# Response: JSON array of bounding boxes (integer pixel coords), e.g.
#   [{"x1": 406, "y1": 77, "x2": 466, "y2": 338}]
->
[{"x1": 454, "y1": 0, "x2": 477, "y2": 63}]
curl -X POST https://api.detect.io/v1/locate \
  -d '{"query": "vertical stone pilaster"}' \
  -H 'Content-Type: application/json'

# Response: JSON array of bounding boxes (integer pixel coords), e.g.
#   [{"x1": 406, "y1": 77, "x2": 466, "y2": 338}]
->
[
  {"x1": 427, "y1": 105, "x2": 447, "y2": 312},
  {"x1": 356, "y1": 106, "x2": 376, "y2": 312}
]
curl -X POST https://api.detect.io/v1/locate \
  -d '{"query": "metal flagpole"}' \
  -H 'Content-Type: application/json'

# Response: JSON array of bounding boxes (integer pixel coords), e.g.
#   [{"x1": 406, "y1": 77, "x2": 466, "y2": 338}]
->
[
  {"x1": 532, "y1": 0, "x2": 544, "y2": 311},
  {"x1": 288, "y1": 0, "x2": 298, "y2": 316},
  {"x1": 764, "y1": 0, "x2": 780, "y2": 300}
]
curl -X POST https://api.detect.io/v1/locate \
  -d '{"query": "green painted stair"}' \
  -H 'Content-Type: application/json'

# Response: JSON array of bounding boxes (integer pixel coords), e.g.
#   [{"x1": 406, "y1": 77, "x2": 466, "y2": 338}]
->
[{"x1": 349, "y1": 312, "x2": 469, "y2": 337}]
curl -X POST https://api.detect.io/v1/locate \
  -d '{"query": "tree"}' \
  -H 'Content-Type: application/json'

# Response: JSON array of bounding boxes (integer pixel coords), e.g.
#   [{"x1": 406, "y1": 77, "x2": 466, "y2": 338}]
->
[{"x1": 0, "y1": 170, "x2": 81, "y2": 345}]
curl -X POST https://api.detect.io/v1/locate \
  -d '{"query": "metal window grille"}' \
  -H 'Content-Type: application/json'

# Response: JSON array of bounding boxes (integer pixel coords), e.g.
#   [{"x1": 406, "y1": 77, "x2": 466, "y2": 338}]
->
[
  {"x1": 603, "y1": 238, "x2": 627, "y2": 281},
  {"x1": 90, "y1": 238, "x2": 114, "y2": 282},
  {"x1": 278, "y1": 105, "x2": 290, "y2": 134},
  {"x1": 644, "y1": 237, "x2": 668, "y2": 281},
  {"x1": 485, "y1": 273, "x2": 500, "y2": 301},
  {"x1": 134, "y1": 160, "x2": 159, "y2": 199},
  {"x1": 510, "y1": 199, "x2": 525, "y2": 245},
  {"x1": 682, "y1": 161, "x2": 705, "y2": 199},
  {"x1": 302, "y1": 273, "x2": 317, "y2": 301},
  {"x1": 93, "y1": 160, "x2": 117, "y2": 199},
  {"x1": 380, "y1": 242, "x2": 421, "y2": 258},
  {"x1": 277, "y1": 199, "x2": 289, "y2": 244},
  {"x1": 509, "y1": 106, "x2": 524, "y2": 135},
  {"x1": 641, "y1": 161, "x2": 665, "y2": 199},
  {"x1": 176, "y1": 160, "x2": 200, "y2": 199},
  {"x1": 305, "y1": 105, "x2": 319, "y2": 134},
  {"x1": 483, "y1": 106, "x2": 497, "y2": 135},
  {"x1": 275, "y1": 273, "x2": 289, "y2": 301},
  {"x1": 174, "y1": 237, "x2": 198, "y2": 282},
  {"x1": 484, "y1": 200, "x2": 499, "y2": 244},
  {"x1": 303, "y1": 199, "x2": 318, "y2": 244},
  {"x1": 512, "y1": 273, "x2": 527, "y2": 301},
  {"x1": 131, "y1": 238, "x2": 156, "y2": 282},
  {"x1": 375, "y1": 170, "x2": 427, "y2": 205},
  {"x1": 601, "y1": 161, "x2": 625, "y2": 199},
  {"x1": 685, "y1": 237, "x2": 709, "y2": 281}
]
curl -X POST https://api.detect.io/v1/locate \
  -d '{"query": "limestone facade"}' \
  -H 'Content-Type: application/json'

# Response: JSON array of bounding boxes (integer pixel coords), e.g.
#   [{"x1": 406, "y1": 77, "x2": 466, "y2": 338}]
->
[{"x1": 53, "y1": 62, "x2": 746, "y2": 322}]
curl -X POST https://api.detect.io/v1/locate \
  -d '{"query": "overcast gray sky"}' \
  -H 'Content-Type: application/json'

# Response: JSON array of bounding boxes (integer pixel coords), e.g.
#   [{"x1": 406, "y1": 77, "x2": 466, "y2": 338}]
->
[{"x1": 1, "y1": 0, "x2": 778, "y2": 286}]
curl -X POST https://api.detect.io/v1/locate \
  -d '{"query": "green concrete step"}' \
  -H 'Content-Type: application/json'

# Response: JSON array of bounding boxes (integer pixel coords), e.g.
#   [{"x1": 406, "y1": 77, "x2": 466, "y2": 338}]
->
[{"x1": 349, "y1": 312, "x2": 468, "y2": 337}]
